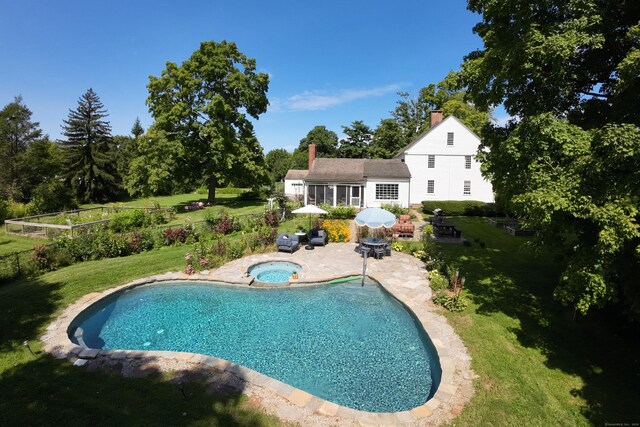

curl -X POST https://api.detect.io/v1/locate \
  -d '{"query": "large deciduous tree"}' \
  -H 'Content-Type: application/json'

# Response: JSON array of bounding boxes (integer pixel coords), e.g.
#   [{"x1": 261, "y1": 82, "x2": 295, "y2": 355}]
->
[
  {"x1": 265, "y1": 148, "x2": 292, "y2": 182},
  {"x1": 59, "y1": 89, "x2": 118, "y2": 203},
  {"x1": 391, "y1": 72, "x2": 490, "y2": 146},
  {"x1": 369, "y1": 119, "x2": 405, "y2": 159},
  {"x1": 146, "y1": 40, "x2": 270, "y2": 203},
  {"x1": 338, "y1": 121, "x2": 372, "y2": 158},
  {"x1": 463, "y1": 0, "x2": 640, "y2": 318},
  {"x1": 290, "y1": 125, "x2": 339, "y2": 169}
]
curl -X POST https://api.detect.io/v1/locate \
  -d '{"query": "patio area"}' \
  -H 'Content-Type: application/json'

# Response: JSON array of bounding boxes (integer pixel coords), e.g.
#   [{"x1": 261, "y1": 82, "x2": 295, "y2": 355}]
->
[{"x1": 42, "y1": 243, "x2": 474, "y2": 426}]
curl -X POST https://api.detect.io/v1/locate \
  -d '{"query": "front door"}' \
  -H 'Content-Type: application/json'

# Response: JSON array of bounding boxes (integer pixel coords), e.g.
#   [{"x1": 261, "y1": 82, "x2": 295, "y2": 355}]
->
[{"x1": 351, "y1": 186, "x2": 361, "y2": 207}]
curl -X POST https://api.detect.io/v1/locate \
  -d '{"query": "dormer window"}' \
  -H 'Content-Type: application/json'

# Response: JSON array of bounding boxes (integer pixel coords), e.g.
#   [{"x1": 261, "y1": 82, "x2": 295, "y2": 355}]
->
[{"x1": 447, "y1": 132, "x2": 454, "y2": 146}]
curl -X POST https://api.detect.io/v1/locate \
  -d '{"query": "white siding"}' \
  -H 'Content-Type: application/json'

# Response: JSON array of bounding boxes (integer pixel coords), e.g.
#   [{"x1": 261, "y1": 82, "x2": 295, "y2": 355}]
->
[
  {"x1": 363, "y1": 179, "x2": 410, "y2": 208},
  {"x1": 401, "y1": 117, "x2": 494, "y2": 203},
  {"x1": 284, "y1": 179, "x2": 305, "y2": 199}
]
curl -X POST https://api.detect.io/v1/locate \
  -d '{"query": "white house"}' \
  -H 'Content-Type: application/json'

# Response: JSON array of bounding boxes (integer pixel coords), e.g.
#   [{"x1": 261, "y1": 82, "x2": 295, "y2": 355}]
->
[
  {"x1": 283, "y1": 111, "x2": 494, "y2": 207},
  {"x1": 394, "y1": 111, "x2": 494, "y2": 203}
]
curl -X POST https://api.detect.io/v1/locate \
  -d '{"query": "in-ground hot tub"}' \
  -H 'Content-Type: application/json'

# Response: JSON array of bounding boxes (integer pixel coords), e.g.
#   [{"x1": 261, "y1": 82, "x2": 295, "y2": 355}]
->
[{"x1": 248, "y1": 261, "x2": 301, "y2": 285}]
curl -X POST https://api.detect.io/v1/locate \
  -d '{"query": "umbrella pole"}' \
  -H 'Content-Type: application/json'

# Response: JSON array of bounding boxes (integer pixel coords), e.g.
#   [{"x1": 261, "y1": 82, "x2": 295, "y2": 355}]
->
[{"x1": 361, "y1": 250, "x2": 367, "y2": 286}]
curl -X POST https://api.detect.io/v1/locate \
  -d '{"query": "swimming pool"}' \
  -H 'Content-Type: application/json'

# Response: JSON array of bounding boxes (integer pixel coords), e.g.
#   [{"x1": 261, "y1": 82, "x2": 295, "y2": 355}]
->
[{"x1": 69, "y1": 279, "x2": 441, "y2": 412}]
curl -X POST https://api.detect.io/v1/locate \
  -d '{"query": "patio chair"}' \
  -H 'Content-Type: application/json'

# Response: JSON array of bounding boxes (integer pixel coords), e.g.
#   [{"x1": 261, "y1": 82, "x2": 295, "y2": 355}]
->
[
  {"x1": 276, "y1": 233, "x2": 300, "y2": 253},
  {"x1": 307, "y1": 228, "x2": 328, "y2": 246},
  {"x1": 373, "y1": 246, "x2": 386, "y2": 259}
]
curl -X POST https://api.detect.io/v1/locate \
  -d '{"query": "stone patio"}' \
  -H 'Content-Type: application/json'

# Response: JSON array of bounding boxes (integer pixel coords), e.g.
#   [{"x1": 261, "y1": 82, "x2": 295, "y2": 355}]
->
[{"x1": 41, "y1": 242, "x2": 475, "y2": 426}]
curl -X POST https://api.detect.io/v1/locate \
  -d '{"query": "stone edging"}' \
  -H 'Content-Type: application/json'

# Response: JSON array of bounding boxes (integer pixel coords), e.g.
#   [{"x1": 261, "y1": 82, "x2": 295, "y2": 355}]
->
[{"x1": 41, "y1": 247, "x2": 474, "y2": 426}]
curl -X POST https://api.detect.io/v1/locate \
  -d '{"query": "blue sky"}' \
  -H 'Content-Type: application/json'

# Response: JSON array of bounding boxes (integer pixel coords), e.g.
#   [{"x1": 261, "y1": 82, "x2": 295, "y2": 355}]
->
[{"x1": 0, "y1": 0, "x2": 500, "y2": 153}]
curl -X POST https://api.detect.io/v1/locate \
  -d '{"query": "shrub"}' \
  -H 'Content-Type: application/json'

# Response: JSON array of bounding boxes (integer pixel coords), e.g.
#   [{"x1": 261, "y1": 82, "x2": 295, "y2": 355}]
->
[
  {"x1": 428, "y1": 270, "x2": 449, "y2": 291},
  {"x1": 432, "y1": 291, "x2": 468, "y2": 312},
  {"x1": 322, "y1": 219, "x2": 350, "y2": 242},
  {"x1": 263, "y1": 210, "x2": 279, "y2": 228},
  {"x1": 109, "y1": 209, "x2": 151, "y2": 233},
  {"x1": 30, "y1": 245, "x2": 53, "y2": 271},
  {"x1": 381, "y1": 203, "x2": 409, "y2": 216},
  {"x1": 204, "y1": 210, "x2": 241, "y2": 235},
  {"x1": 163, "y1": 227, "x2": 188, "y2": 245},
  {"x1": 26, "y1": 181, "x2": 78, "y2": 215},
  {"x1": 256, "y1": 226, "x2": 278, "y2": 246},
  {"x1": 323, "y1": 204, "x2": 356, "y2": 219},
  {"x1": 421, "y1": 200, "x2": 501, "y2": 217},
  {"x1": 227, "y1": 241, "x2": 245, "y2": 259}
]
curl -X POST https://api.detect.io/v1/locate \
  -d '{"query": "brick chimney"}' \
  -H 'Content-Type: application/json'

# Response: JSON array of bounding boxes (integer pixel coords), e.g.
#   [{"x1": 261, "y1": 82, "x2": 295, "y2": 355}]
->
[
  {"x1": 308, "y1": 143, "x2": 316, "y2": 170},
  {"x1": 429, "y1": 110, "x2": 443, "y2": 128}
]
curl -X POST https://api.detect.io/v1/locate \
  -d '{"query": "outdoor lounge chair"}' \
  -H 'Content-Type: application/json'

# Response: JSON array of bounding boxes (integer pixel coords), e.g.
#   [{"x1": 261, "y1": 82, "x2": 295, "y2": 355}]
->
[
  {"x1": 276, "y1": 233, "x2": 300, "y2": 253},
  {"x1": 307, "y1": 228, "x2": 328, "y2": 246},
  {"x1": 392, "y1": 215, "x2": 415, "y2": 238}
]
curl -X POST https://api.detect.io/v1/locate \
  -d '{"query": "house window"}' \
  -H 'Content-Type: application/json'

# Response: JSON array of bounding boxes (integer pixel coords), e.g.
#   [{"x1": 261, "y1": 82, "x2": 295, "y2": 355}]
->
[
  {"x1": 427, "y1": 180, "x2": 435, "y2": 194},
  {"x1": 465, "y1": 155, "x2": 472, "y2": 169},
  {"x1": 463, "y1": 180, "x2": 471, "y2": 195},
  {"x1": 447, "y1": 132, "x2": 454, "y2": 146},
  {"x1": 428, "y1": 155, "x2": 435, "y2": 168},
  {"x1": 375, "y1": 184, "x2": 399, "y2": 200}
]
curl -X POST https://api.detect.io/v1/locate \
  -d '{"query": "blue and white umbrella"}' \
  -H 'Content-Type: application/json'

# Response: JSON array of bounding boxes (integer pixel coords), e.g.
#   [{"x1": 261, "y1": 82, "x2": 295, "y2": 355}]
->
[{"x1": 354, "y1": 207, "x2": 397, "y2": 228}]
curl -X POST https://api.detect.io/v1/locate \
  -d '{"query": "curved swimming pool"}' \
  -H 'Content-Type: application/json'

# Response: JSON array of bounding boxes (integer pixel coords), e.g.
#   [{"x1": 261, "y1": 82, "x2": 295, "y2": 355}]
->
[{"x1": 69, "y1": 279, "x2": 441, "y2": 412}]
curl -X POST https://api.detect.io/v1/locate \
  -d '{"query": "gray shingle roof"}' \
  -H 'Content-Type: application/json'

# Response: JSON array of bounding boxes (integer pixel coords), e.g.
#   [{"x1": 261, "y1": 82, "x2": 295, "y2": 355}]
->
[
  {"x1": 303, "y1": 158, "x2": 410, "y2": 181},
  {"x1": 284, "y1": 169, "x2": 308, "y2": 180}
]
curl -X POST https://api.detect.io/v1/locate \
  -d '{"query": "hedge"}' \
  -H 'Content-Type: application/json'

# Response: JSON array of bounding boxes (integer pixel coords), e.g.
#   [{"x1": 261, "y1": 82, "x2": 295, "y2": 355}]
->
[{"x1": 421, "y1": 200, "x2": 502, "y2": 217}]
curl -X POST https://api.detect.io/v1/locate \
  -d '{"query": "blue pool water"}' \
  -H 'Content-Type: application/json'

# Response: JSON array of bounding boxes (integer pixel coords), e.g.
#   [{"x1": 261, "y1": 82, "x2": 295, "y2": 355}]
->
[
  {"x1": 70, "y1": 280, "x2": 440, "y2": 412},
  {"x1": 248, "y1": 261, "x2": 301, "y2": 283}
]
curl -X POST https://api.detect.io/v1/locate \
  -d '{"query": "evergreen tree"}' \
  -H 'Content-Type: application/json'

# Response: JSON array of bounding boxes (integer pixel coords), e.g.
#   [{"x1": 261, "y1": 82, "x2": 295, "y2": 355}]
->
[
  {"x1": 0, "y1": 96, "x2": 43, "y2": 199},
  {"x1": 131, "y1": 117, "x2": 144, "y2": 138},
  {"x1": 338, "y1": 121, "x2": 372, "y2": 158},
  {"x1": 59, "y1": 88, "x2": 118, "y2": 203}
]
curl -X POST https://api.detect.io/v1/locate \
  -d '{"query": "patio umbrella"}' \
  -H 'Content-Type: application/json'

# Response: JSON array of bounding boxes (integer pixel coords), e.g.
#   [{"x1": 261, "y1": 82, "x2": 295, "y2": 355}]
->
[
  {"x1": 292, "y1": 204, "x2": 328, "y2": 230},
  {"x1": 355, "y1": 207, "x2": 397, "y2": 228},
  {"x1": 354, "y1": 207, "x2": 397, "y2": 286}
]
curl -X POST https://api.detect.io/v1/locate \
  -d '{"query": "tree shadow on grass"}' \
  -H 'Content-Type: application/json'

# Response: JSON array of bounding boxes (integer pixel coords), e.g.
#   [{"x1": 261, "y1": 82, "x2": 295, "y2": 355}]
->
[
  {"x1": 0, "y1": 277, "x2": 62, "y2": 352},
  {"x1": 0, "y1": 354, "x2": 279, "y2": 426},
  {"x1": 439, "y1": 223, "x2": 640, "y2": 425}
]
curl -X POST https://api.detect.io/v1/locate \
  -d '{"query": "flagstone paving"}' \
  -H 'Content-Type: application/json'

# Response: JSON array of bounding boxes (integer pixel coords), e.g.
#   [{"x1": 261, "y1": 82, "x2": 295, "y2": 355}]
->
[{"x1": 42, "y1": 243, "x2": 474, "y2": 426}]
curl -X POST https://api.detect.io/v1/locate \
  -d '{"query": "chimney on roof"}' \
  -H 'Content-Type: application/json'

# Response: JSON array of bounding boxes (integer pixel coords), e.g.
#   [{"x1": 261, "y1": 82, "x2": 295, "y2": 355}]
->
[
  {"x1": 308, "y1": 143, "x2": 316, "y2": 170},
  {"x1": 429, "y1": 110, "x2": 443, "y2": 128}
]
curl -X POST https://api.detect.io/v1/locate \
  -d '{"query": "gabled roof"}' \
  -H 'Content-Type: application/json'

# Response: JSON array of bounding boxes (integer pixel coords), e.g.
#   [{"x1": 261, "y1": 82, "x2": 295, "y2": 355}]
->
[
  {"x1": 304, "y1": 158, "x2": 410, "y2": 181},
  {"x1": 393, "y1": 115, "x2": 481, "y2": 158},
  {"x1": 284, "y1": 169, "x2": 308, "y2": 180}
]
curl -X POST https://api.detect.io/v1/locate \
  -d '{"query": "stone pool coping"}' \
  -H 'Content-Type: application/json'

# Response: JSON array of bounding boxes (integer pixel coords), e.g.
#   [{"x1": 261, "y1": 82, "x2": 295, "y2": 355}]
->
[{"x1": 41, "y1": 243, "x2": 474, "y2": 426}]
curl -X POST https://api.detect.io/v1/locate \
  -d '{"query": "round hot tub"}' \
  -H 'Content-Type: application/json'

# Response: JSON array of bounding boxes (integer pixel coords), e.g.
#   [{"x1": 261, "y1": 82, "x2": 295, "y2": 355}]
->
[{"x1": 248, "y1": 261, "x2": 301, "y2": 284}]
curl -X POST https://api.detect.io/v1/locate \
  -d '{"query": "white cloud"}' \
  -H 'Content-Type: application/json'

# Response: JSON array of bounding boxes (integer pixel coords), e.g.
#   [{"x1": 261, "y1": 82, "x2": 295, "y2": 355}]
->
[
  {"x1": 269, "y1": 83, "x2": 403, "y2": 113},
  {"x1": 493, "y1": 115, "x2": 520, "y2": 126}
]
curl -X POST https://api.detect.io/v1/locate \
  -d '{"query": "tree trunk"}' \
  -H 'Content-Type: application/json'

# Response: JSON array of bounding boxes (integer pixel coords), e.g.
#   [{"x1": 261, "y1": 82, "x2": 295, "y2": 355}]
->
[{"x1": 207, "y1": 175, "x2": 217, "y2": 204}]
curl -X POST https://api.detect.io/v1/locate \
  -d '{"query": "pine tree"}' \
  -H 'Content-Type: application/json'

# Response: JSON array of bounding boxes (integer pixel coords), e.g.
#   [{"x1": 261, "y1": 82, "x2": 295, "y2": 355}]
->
[
  {"x1": 0, "y1": 96, "x2": 43, "y2": 199},
  {"x1": 131, "y1": 117, "x2": 144, "y2": 138},
  {"x1": 59, "y1": 88, "x2": 117, "y2": 203}
]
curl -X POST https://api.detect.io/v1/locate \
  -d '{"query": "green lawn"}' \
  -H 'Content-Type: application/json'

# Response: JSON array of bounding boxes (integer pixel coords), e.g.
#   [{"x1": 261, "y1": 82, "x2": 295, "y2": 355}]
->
[
  {"x1": 84, "y1": 192, "x2": 267, "y2": 226},
  {"x1": 0, "y1": 245, "x2": 282, "y2": 426},
  {"x1": 0, "y1": 230, "x2": 44, "y2": 256},
  {"x1": 435, "y1": 217, "x2": 639, "y2": 426}
]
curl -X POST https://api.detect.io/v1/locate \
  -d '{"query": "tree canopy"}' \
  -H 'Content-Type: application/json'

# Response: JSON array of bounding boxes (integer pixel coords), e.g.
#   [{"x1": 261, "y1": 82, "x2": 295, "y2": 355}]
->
[
  {"x1": 338, "y1": 121, "x2": 372, "y2": 158},
  {"x1": 463, "y1": 0, "x2": 640, "y2": 318},
  {"x1": 0, "y1": 96, "x2": 44, "y2": 200},
  {"x1": 290, "y1": 125, "x2": 339, "y2": 169},
  {"x1": 146, "y1": 40, "x2": 270, "y2": 203},
  {"x1": 264, "y1": 148, "x2": 292, "y2": 182},
  {"x1": 391, "y1": 72, "x2": 491, "y2": 148}
]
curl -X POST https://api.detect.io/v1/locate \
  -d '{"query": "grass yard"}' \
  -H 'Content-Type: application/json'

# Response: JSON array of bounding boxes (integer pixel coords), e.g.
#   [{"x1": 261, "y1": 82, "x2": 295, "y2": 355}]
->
[
  {"x1": 0, "y1": 245, "x2": 282, "y2": 426},
  {"x1": 85, "y1": 191, "x2": 268, "y2": 226},
  {"x1": 0, "y1": 230, "x2": 44, "y2": 256},
  {"x1": 435, "y1": 217, "x2": 639, "y2": 426}
]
